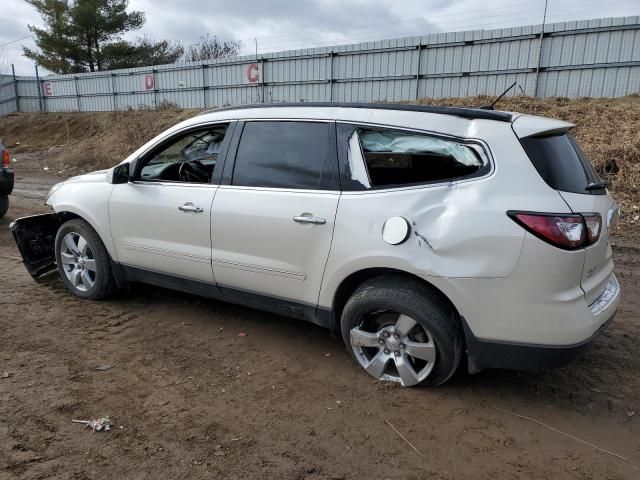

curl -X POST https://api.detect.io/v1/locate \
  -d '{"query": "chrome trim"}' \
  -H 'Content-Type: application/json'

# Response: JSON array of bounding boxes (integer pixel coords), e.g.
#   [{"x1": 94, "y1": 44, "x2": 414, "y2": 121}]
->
[
  {"x1": 589, "y1": 273, "x2": 620, "y2": 316},
  {"x1": 178, "y1": 202, "x2": 204, "y2": 213},
  {"x1": 122, "y1": 243, "x2": 211, "y2": 264},
  {"x1": 293, "y1": 215, "x2": 326, "y2": 225},
  {"x1": 131, "y1": 180, "x2": 218, "y2": 188},
  {"x1": 217, "y1": 185, "x2": 340, "y2": 195},
  {"x1": 212, "y1": 258, "x2": 306, "y2": 281}
]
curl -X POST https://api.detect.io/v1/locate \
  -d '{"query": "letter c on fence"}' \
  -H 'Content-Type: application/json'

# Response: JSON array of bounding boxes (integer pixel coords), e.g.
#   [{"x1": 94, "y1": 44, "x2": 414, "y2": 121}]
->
[{"x1": 247, "y1": 63, "x2": 259, "y2": 83}]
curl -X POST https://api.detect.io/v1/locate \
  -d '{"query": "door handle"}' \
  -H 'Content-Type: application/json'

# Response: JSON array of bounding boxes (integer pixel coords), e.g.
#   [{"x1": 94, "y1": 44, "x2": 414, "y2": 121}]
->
[
  {"x1": 178, "y1": 202, "x2": 203, "y2": 213},
  {"x1": 293, "y1": 215, "x2": 326, "y2": 225}
]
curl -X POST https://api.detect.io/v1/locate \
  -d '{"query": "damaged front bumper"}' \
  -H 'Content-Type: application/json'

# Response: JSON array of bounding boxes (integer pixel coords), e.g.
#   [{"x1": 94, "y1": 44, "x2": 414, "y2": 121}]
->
[{"x1": 10, "y1": 213, "x2": 60, "y2": 278}]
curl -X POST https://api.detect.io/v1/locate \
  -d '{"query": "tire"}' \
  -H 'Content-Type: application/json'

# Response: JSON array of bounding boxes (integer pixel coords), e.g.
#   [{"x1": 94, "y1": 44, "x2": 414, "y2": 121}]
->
[
  {"x1": 340, "y1": 275, "x2": 462, "y2": 387},
  {"x1": 54, "y1": 218, "x2": 115, "y2": 300},
  {"x1": 0, "y1": 196, "x2": 8, "y2": 218}
]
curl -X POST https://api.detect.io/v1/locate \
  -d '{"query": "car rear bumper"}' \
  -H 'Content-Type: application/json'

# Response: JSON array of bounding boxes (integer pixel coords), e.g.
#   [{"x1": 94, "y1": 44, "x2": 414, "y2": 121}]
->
[
  {"x1": 463, "y1": 273, "x2": 620, "y2": 373},
  {"x1": 0, "y1": 168, "x2": 14, "y2": 196},
  {"x1": 463, "y1": 308, "x2": 616, "y2": 373}
]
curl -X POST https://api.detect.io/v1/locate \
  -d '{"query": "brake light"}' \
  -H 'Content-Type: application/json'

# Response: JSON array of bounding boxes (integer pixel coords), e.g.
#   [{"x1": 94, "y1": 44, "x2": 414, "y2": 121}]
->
[
  {"x1": 508, "y1": 211, "x2": 602, "y2": 250},
  {"x1": 583, "y1": 214, "x2": 602, "y2": 244},
  {"x1": 1, "y1": 149, "x2": 9, "y2": 167}
]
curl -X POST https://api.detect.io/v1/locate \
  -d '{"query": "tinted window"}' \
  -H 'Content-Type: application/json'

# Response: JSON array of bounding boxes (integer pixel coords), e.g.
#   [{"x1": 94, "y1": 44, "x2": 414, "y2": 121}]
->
[
  {"x1": 232, "y1": 121, "x2": 335, "y2": 190},
  {"x1": 139, "y1": 125, "x2": 228, "y2": 183},
  {"x1": 520, "y1": 133, "x2": 603, "y2": 195},
  {"x1": 339, "y1": 126, "x2": 488, "y2": 190}
]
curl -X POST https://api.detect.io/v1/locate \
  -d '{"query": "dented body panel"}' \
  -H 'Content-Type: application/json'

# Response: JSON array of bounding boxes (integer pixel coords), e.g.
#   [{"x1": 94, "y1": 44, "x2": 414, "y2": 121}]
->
[{"x1": 318, "y1": 117, "x2": 572, "y2": 307}]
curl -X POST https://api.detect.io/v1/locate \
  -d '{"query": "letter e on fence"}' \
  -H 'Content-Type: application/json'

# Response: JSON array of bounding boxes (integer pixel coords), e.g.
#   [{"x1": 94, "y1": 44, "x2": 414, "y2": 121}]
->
[
  {"x1": 144, "y1": 74, "x2": 155, "y2": 90},
  {"x1": 246, "y1": 63, "x2": 260, "y2": 83},
  {"x1": 43, "y1": 81, "x2": 53, "y2": 96}
]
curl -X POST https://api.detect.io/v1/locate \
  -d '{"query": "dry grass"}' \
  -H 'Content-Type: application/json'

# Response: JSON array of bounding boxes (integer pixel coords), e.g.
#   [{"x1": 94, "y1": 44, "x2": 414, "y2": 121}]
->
[
  {"x1": 0, "y1": 96, "x2": 638, "y2": 225},
  {"x1": 0, "y1": 107, "x2": 196, "y2": 172}
]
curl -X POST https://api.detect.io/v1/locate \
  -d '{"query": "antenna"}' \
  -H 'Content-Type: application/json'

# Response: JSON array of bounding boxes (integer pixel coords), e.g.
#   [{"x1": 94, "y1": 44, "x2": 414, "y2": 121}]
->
[{"x1": 480, "y1": 81, "x2": 519, "y2": 110}]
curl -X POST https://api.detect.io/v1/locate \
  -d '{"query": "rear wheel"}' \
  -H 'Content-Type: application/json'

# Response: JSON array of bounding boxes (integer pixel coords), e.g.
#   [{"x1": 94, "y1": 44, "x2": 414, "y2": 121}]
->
[
  {"x1": 341, "y1": 276, "x2": 462, "y2": 387},
  {"x1": 0, "y1": 196, "x2": 8, "y2": 217},
  {"x1": 54, "y1": 219, "x2": 115, "y2": 300}
]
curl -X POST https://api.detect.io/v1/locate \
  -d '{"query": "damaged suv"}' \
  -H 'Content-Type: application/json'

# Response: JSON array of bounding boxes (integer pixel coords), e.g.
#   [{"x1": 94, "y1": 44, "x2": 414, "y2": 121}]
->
[{"x1": 10, "y1": 103, "x2": 620, "y2": 387}]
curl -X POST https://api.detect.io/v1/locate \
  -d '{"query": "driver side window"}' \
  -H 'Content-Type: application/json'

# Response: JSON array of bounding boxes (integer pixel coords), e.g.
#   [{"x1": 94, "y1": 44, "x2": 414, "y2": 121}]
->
[{"x1": 139, "y1": 124, "x2": 229, "y2": 183}]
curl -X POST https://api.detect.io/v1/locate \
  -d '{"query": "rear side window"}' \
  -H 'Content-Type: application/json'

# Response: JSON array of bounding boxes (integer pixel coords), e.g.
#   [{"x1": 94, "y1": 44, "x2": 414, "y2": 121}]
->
[
  {"x1": 520, "y1": 133, "x2": 604, "y2": 195},
  {"x1": 337, "y1": 125, "x2": 489, "y2": 190},
  {"x1": 232, "y1": 121, "x2": 336, "y2": 190}
]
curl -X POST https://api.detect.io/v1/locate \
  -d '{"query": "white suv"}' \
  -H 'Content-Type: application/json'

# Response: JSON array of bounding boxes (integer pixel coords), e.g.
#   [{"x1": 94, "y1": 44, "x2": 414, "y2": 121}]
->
[{"x1": 10, "y1": 103, "x2": 620, "y2": 387}]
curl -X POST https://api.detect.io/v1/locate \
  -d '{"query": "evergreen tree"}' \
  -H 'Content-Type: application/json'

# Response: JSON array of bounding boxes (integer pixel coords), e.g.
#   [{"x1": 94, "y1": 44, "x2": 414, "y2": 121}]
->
[
  {"x1": 23, "y1": 0, "x2": 80, "y2": 73},
  {"x1": 23, "y1": 0, "x2": 180, "y2": 72},
  {"x1": 23, "y1": 0, "x2": 239, "y2": 73}
]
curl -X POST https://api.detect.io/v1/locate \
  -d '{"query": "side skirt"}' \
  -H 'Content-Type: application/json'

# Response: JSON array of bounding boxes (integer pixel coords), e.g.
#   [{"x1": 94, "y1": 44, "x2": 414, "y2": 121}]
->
[{"x1": 117, "y1": 264, "x2": 332, "y2": 329}]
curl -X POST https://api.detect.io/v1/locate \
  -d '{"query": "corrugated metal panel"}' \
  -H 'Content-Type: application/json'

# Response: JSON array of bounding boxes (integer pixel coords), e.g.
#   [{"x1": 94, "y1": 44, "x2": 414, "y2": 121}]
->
[{"x1": 2, "y1": 16, "x2": 639, "y2": 115}]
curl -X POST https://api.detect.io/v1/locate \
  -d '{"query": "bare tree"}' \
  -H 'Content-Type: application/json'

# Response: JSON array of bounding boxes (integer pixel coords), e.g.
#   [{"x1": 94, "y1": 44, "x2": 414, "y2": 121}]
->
[{"x1": 184, "y1": 35, "x2": 241, "y2": 62}]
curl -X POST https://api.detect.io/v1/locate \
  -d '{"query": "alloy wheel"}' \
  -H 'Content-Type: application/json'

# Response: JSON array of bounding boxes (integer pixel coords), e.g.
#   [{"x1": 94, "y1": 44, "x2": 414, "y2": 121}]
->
[
  {"x1": 350, "y1": 312, "x2": 437, "y2": 386},
  {"x1": 59, "y1": 232, "x2": 97, "y2": 292}
]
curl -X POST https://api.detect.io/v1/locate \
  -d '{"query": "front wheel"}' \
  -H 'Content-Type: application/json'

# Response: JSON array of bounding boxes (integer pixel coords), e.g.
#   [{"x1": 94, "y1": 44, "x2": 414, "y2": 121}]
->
[
  {"x1": 341, "y1": 276, "x2": 463, "y2": 387},
  {"x1": 54, "y1": 218, "x2": 115, "y2": 300}
]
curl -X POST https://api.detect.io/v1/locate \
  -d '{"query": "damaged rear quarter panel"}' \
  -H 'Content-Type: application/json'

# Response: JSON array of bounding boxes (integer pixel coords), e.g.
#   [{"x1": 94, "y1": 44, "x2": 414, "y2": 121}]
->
[{"x1": 318, "y1": 122, "x2": 572, "y2": 309}]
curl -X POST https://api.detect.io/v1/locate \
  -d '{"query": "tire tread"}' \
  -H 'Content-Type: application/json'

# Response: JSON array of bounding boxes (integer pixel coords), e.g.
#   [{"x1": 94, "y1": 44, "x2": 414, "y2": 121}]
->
[
  {"x1": 55, "y1": 219, "x2": 115, "y2": 300},
  {"x1": 341, "y1": 275, "x2": 462, "y2": 387}
]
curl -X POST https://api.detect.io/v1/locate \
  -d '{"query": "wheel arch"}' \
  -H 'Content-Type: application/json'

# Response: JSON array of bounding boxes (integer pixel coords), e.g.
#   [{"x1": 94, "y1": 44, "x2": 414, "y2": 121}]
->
[
  {"x1": 331, "y1": 267, "x2": 462, "y2": 330},
  {"x1": 52, "y1": 206, "x2": 118, "y2": 261}
]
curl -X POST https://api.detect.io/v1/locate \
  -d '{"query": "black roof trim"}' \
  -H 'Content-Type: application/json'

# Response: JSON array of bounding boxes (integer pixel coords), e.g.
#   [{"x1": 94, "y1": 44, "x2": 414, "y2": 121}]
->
[{"x1": 199, "y1": 102, "x2": 513, "y2": 122}]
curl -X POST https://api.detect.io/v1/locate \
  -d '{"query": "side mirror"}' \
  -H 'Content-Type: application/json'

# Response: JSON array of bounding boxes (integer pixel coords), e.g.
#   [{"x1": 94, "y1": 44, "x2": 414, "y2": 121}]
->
[{"x1": 112, "y1": 163, "x2": 130, "y2": 184}]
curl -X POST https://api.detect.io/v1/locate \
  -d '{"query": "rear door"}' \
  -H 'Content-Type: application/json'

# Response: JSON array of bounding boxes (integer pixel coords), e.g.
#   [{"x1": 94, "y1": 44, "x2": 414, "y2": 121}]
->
[
  {"x1": 211, "y1": 120, "x2": 340, "y2": 308},
  {"x1": 519, "y1": 132, "x2": 614, "y2": 305}
]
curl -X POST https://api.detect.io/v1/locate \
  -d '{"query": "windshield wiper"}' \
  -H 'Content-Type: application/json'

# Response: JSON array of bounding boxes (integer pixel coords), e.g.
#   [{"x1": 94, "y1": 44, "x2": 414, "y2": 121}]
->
[{"x1": 585, "y1": 181, "x2": 608, "y2": 191}]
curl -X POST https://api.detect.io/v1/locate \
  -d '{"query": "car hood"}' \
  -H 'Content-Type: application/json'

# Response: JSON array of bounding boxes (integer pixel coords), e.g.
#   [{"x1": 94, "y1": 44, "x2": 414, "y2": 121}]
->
[{"x1": 65, "y1": 169, "x2": 110, "y2": 184}]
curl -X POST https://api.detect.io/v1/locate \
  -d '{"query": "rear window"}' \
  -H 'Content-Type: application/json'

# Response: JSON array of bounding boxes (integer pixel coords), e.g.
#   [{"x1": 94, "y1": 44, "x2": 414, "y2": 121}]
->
[
  {"x1": 232, "y1": 121, "x2": 336, "y2": 190},
  {"x1": 520, "y1": 133, "x2": 604, "y2": 195},
  {"x1": 340, "y1": 126, "x2": 489, "y2": 190}
]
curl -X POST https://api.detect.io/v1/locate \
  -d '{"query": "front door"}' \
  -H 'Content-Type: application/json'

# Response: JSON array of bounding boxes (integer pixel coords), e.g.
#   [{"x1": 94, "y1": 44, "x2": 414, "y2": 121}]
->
[
  {"x1": 110, "y1": 123, "x2": 232, "y2": 283},
  {"x1": 211, "y1": 120, "x2": 340, "y2": 307}
]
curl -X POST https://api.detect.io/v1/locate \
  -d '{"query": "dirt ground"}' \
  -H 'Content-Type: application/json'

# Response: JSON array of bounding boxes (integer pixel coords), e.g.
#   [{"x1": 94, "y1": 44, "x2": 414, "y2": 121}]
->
[{"x1": 1, "y1": 153, "x2": 639, "y2": 480}]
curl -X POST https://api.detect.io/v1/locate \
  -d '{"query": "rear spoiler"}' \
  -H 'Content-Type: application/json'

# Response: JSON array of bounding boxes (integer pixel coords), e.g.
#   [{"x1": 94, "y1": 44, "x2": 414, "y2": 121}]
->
[{"x1": 511, "y1": 114, "x2": 574, "y2": 139}]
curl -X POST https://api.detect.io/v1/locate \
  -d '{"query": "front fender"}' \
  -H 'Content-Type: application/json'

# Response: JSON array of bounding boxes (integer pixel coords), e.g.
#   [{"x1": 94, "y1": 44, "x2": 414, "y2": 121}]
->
[{"x1": 49, "y1": 182, "x2": 117, "y2": 260}]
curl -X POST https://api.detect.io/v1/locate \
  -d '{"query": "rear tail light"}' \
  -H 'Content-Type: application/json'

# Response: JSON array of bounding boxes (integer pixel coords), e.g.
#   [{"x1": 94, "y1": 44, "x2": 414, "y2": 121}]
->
[
  {"x1": 508, "y1": 211, "x2": 602, "y2": 250},
  {"x1": 583, "y1": 214, "x2": 602, "y2": 244},
  {"x1": 1, "y1": 149, "x2": 9, "y2": 167}
]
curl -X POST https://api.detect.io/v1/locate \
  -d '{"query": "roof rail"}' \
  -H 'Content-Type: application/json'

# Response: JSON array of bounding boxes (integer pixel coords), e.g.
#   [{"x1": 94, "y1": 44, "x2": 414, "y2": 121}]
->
[{"x1": 197, "y1": 102, "x2": 513, "y2": 122}]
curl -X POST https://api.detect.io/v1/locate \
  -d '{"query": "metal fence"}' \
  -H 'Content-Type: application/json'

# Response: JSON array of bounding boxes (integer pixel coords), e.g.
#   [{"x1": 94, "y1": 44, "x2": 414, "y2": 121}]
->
[{"x1": 1, "y1": 15, "x2": 639, "y2": 116}]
